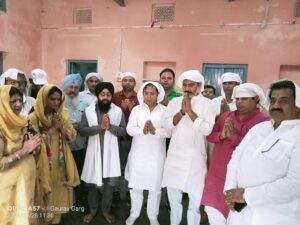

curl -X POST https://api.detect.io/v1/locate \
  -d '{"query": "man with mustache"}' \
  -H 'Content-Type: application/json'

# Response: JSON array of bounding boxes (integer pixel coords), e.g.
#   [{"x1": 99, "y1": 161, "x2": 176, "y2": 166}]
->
[
  {"x1": 112, "y1": 72, "x2": 139, "y2": 207},
  {"x1": 159, "y1": 68, "x2": 182, "y2": 106},
  {"x1": 162, "y1": 70, "x2": 216, "y2": 225},
  {"x1": 212, "y1": 72, "x2": 242, "y2": 116},
  {"x1": 79, "y1": 72, "x2": 103, "y2": 108},
  {"x1": 201, "y1": 83, "x2": 270, "y2": 225},
  {"x1": 61, "y1": 73, "x2": 86, "y2": 207},
  {"x1": 224, "y1": 80, "x2": 300, "y2": 225},
  {"x1": 80, "y1": 82, "x2": 126, "y2": 224}
]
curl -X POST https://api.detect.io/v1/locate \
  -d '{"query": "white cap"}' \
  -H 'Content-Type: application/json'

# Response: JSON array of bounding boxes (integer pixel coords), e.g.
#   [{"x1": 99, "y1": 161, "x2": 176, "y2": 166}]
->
[
  {"x1": 219, "y1": 72, "x2": 242, "y2": 98},
  {"x1": 31, "y1": 68, "x2": 48, "y2": 85},
  {"x1": 176, "y1": 70, "x2": 205, "y2": 92},
  {"x1": 120, "y1": 72, "x2": 136, "y2": 80},
  {"x1": 0, "y1": 68, "x2": 24, "y2": 86},
  {"x1": 232, "y1": 83, "x2": 266, "y2": 108},
  {"x1": 85, "y1": 72, "x2": 103, "y2": 82}
]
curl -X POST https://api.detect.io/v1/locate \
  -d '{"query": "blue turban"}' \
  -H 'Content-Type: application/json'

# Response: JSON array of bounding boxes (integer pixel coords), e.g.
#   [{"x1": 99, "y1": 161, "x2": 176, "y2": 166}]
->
[{"x1": 61, "y1": 73, "x2": 82, "y2": 90}]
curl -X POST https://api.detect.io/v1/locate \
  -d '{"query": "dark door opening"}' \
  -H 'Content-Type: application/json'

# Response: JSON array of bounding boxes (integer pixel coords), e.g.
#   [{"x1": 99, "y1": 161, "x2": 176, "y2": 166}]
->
[{"x1": 68, "y1": 60, "x2": 97, "y2": 90}]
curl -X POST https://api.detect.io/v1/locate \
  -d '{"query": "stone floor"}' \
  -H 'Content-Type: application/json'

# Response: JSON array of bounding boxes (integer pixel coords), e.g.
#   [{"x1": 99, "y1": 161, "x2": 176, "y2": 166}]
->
[{"x1": 60, "y1": 187, "x2": 210, "y2": 225}]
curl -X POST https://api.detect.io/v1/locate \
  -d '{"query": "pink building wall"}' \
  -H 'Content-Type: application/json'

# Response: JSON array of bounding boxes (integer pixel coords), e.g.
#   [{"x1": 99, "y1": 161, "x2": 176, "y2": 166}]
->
[
  {"x1": 1, "y1": 0, "x2": 300, "y2": 91},
  {"x1": 0, "y1": 0, "x2": 42, "y2": 74}
]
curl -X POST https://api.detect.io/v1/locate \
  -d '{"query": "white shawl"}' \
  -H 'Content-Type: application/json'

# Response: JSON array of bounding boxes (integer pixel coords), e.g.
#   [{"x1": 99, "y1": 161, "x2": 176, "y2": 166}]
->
[{"x1": 81, "y1": 102, "x2": 122, "y2": 187}]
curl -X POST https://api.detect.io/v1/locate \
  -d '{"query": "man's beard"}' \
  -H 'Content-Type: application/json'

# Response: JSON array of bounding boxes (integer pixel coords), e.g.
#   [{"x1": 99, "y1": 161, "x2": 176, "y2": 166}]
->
[
  {"x1": 184, "y1": 89, "x2": 200, "y2": 98},
  {"x1": 122, "y1": 84, "x2": 134, "y2": 92},
  {"x1": 98, "y1": 100, "x2": 112, "y2": 113},
  {"x1": 65, "y1": 94, "x2": 78, "y2": 107}
]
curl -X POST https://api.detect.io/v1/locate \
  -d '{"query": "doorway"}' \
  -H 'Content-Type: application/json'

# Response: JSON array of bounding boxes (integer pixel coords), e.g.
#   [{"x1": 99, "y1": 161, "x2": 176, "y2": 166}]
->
[{"x1": 67, "y1": 60, "x2": 97, "y2": 90}]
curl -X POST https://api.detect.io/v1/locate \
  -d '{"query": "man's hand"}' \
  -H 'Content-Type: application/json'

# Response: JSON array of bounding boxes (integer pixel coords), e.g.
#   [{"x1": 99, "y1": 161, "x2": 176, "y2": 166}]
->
[
  {"x1": 220, "y1": 99, "x2": 230, "y2": 114},
  {"x1": 181, "y1": 93, "x2": 188, "y2": 115},
  {"x1": 183, "y1": 93, "x2": 198, "y2": 121},
  {"x1": 225, "y1": 119, "x2": 236, "y2": 138},
  {"x1": 72, "y1": 122, "x2": 80, "y2": 131},
  {"x1": 121, "y1": 99, "x2": 129, "y2": 110},
  {"x1": 101, "y1": 114, "x2": 110, "y2": 130},
  {"x1": 184, "y1": 93, "x2": 192, "y2": 113},
  {"x1": 161, "y1": 97, "x2": 169, "y2": 106},
  {"x1": 220, "y1": 118, "x2": 236, "y2": 140},
  {"x1": 225, "y1": 188, "x2": 246, "y2": 204},
  {"x1": 128, "y1": 100, "x2": 136, "y2": 111}
]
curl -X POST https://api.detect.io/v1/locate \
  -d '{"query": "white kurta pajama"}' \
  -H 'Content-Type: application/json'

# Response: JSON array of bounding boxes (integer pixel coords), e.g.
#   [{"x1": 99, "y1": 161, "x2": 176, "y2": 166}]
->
[
  {"x1": 225, "y1": 120, "x2": 300, "y2": 225},
  {"x1": 125, "y1": 81, "x2": 168, "y2": 225},
  {"x1": 126, "y1": 103, "x2": 168, "y2": 192},
  {"x1": 162, "y1": 94, "x2": 216, "y2": 225},
  {"x1": 125, "y1": 103, "x2": 168, "y2": 221}
]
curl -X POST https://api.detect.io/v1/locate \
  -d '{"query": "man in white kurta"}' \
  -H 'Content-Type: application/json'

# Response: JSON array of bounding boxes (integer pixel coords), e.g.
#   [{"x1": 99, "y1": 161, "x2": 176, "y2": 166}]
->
[
  {"x1": 79, "y1": 72, "x2": 103, "y2": 108},
  {"x1": 125, "y1": 82, "x2": 168, "y2": 225},
  {"x1": 212, "y1": 72, "x2": 242, "y2": 116},
  {"x1": 224, "y1": 80, "x2": 300, "y2": 225},
  {"x1": 162, "y1": 70, "x2": 216, "y2": 225}
]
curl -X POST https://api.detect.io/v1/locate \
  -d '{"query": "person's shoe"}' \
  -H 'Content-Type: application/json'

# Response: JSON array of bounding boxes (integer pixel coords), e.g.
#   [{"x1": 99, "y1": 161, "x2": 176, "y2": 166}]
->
[
  {"x1": 125, "y1": 216, "x2": 137, "y2": 225},
  {"x1": 149, "y1": 218, "x2": 160, "y2": 225},
  {"x1": 112, "y1": 191, "x2": 121, "y2": 207},
  {"x1": 126, "y1": 191, "x2": 131, "y2": 207}
]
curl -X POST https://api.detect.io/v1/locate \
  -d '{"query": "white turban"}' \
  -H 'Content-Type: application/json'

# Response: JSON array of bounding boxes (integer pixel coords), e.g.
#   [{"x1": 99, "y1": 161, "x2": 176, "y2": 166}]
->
[
  {"x1": 176, "y1": 70, "x2": 205, "y2": 92},
  {"x1": 0, "y1": 68, "x2": 25, "y2": 86},
  {"x1": 265, "y1": 80, "x2": 300, "y2": 108},
  {"x1": 84, "y1": 72, "x2": 103, "y2": 90},
  {"x1": 232, "y1": 83, "x2": 266, "y2": 107},
  {"x1": 120, "y1": 72, "x2": 136, "y2": 80},
  {"x1": 219, "y1": 72, "x2": 242, "y2": 98},
  {"x1": 137, "y1": 81, "x2": 165, "y2": 105}
]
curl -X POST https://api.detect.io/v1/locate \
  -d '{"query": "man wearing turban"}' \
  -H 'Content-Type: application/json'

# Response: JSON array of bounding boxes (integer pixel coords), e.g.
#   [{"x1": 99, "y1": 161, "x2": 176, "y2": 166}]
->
[
  {"x1": 162, "y1": 70, "x2": 216, "y2": 225},
  {"x1": 201, "y1": 83, "x2": 270, "y2": 225},
  {"x1": 212, "y1": 72, "x2": 242, "y2": 116},
  {"x1": 79, "y1": 72, "x2": 103, "y2": 108},
  {"x1": 79, "y1": 82, "x2": 127, "y2": 224},
  {"x1": 61, "y1": 73, "x2": 87, "y2": 207}
]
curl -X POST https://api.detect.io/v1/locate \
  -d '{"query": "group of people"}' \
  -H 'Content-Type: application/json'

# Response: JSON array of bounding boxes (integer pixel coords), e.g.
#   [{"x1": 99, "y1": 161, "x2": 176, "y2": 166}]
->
[{"x1": 0, "y1": 67, "x2": 299, "y2": 225}]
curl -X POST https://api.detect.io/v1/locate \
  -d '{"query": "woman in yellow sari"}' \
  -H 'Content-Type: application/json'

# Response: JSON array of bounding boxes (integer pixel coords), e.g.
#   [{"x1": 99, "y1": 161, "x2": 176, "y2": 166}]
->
[
  {"x1": 29, "y1": 84, "x2": 80, "y2": 224},
  {"x1": 0, "y1": 85, "x2": 42, "y2": 225}
]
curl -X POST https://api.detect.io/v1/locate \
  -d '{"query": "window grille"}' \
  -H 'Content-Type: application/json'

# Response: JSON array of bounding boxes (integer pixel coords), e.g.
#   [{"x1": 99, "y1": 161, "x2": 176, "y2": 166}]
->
[
  {"x1": 74, "y1": 8, "x2": 92, "y2": 24},
  {"x1": 152, "y1": 4, "x2": 175, "y2": 23}
]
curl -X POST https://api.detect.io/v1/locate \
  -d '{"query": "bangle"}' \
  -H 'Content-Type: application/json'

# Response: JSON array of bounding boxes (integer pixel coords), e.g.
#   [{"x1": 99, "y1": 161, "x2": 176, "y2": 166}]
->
[{"x1": 14, "y1": 153, "x2": 21, "y2": 160}]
